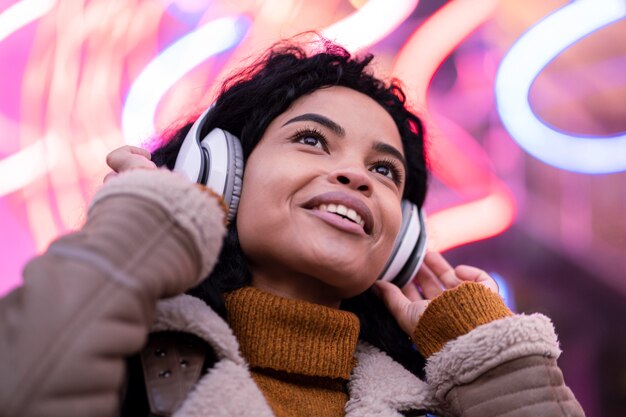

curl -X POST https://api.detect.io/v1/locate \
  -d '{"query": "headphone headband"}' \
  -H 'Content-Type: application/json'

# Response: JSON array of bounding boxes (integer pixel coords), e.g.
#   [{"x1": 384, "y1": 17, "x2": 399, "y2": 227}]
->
[{"x1": 173, "y1": 107, "x2": 213, "y2": 184}]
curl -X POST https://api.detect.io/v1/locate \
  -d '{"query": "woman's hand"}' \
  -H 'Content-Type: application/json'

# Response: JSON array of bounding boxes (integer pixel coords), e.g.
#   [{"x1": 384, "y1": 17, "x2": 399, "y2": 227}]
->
[
  {"x1": 373, "y1": 251, "x2": 499, "y2": 337},
  {"x1": 103, "y1": 145, "x2": 157, "y2": 183}
]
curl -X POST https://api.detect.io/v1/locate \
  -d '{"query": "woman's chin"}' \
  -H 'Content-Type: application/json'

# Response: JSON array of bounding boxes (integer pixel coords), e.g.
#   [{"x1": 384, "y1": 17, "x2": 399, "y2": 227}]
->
[{"x1": 306, "y1": 265, "x2": 379, "y2": 298}]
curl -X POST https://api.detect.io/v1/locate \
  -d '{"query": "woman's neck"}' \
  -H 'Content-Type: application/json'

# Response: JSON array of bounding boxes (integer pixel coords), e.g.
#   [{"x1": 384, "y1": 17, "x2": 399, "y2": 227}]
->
[{"x1": 250, "y1": 268, "x2": 343, "y2": 308}]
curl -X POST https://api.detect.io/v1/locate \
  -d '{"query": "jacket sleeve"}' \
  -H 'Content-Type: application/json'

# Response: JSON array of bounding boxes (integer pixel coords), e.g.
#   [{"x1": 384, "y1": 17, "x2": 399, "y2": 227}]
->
[
  {"x1": 413, "y1": 283, "x2": 585, "y2": 417},
  {"x1": 0, "y1": 169, "x2": 227, "y2": 417}
]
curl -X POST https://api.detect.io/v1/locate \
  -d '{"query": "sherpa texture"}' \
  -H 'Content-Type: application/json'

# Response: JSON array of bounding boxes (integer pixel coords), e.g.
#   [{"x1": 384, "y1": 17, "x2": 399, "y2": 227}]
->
[
  {"x1": 150, "y1": 294, "x2": 577, "y2": 417},
  {"x1": 345, "y1": 342, "x2": 437, "y2": 417},
  {"x1": 425, "y1": 313, "x2": 561, "y2": 400},
  {"x1": 152, "y1": 295, "x2": 274, "y2": 417},
  {"x1": 90, "y1": 169, "x2": 227, "y2": 283},
  {"x1": 153, "y1": 295, "x2": 244, "y2": 365},
  {"x1": 153, "y1": 295, "x2": 436, "y2": 417},
  {"x1": 173, "y1": 360, "x2": 275, "y2": 417}
]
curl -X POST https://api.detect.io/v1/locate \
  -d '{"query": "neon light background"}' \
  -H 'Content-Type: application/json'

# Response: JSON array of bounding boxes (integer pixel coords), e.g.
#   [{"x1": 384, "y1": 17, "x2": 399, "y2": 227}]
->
[{"x1": 0, "y1": 1, "x2": 624, "y2": 414}]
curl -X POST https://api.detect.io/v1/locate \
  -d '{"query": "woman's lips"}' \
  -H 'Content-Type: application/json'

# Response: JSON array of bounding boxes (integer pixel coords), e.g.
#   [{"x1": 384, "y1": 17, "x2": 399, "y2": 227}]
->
[
  {"x1": 306, "y1": 208, "x2": 368, "y2": 236},
  {"x1": 301, "y1": 191, "x2": 374, "y2": 235}
]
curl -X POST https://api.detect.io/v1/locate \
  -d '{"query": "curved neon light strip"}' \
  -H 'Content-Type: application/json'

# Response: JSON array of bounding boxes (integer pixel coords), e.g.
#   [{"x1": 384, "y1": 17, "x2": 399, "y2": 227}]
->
[
  {"x1": 394, "y1": 0, "x2": 499, "y2": 107},
  {"x1": 425, "y1": 113, "x2": 516, "y2": 251},
  {"x1": 0, "y1": 0, "x2": 57, "y2": 43},
  {"x1": 321, "y1": 0, "x2": 419, "y2": 53},
  {"x1": 122, "y1": 15, "x2": 249, "y2": 146},
  {"x1": 0, "y1": 0, "x2": 58, "y2": 195},
  {"x1": 0, "y1": 140, "x2": 59, "y2": 196},
  {"x1": 428, "y1": 189, "x2": 515, "y2": 252},
  {"x1": 392, "y1": 0, "x2": 515, "y2": 252},
  {"x1": 496, "y1": 0, "x2": 626, "y2": 174}
]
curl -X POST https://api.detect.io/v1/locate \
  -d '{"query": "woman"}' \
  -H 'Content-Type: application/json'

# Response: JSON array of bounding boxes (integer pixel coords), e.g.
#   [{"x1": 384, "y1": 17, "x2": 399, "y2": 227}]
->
[{"x1": 0, "y1": 40, "x2": 584, "y2": 417}]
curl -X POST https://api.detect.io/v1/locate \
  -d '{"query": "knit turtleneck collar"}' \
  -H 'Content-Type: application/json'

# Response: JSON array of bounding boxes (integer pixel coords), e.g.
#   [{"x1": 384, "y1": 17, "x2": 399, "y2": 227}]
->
[{"x1": 224, "y1": 286, "x2": 360, "y2": 380}]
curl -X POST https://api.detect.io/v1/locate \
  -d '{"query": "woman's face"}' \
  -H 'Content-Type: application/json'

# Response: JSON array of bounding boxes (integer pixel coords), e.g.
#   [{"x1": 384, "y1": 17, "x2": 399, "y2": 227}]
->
[{"x1": 237, "y1": 86, "x2": 406, "y2": 299}]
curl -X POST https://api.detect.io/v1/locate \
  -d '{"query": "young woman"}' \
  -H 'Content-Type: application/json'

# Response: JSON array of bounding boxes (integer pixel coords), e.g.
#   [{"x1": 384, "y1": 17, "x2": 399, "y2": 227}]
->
[{"x1": 0, "y1": 40, "x2": 584, "y2": 417}]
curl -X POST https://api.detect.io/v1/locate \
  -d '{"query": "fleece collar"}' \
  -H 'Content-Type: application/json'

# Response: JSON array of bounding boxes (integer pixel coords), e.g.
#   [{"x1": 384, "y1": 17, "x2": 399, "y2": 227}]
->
[
  {"x1": 152, "y1": 295, "x2": 559, "y2": 417},
  {"x1": 152, "y1": 294, "x2": 435, "y2": 417}
]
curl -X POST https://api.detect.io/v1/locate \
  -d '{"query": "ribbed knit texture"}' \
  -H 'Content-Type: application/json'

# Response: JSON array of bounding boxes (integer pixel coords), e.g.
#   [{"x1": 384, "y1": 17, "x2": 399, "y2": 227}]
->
[
  {"x1": 413, "y1": 282, "x2": 513, "y2": 358},
  {"x1": 224, "y1": 287, "x2": 360, "y2": 417}
]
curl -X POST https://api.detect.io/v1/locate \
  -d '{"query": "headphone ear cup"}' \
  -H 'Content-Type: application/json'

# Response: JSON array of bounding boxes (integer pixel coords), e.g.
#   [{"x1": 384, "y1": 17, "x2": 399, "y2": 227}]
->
[
  {"x1": 174, "y1": 107, "x2": 244, "y2": 222},
  {"x1": 391, "y1": 213, "x2": 427, "y2": 287},
  {"x1": 197, "y1": 128, "x2": 244, "y2": 222},
  {"x1": 225, "y1": 132, "x2": 244, "y2": 222},
  {"x1": 378, "y1": 201, "x2": 428, "y2": 287}
]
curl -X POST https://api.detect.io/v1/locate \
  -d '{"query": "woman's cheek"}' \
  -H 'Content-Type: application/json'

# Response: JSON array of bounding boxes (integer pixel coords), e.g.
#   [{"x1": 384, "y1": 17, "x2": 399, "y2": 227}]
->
[{"x1": 377, "y1": 203, "x2": 404, "y2": 274}]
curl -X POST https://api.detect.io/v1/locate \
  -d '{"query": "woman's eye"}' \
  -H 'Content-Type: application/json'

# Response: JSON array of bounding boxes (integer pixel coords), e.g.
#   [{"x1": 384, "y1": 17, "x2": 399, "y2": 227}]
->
[
  {"x1": 370, "y1": 160, "x2": 403, "y2": 185},
  {"x1": 291, "y1": 127, "x2": 328, "y2": 151},
  {"x1": 299, "y1": 136, "x2": 323, "y2": 148},
  {"x1": 372, "y1": 165, "x2": 392, "y2": 177}
]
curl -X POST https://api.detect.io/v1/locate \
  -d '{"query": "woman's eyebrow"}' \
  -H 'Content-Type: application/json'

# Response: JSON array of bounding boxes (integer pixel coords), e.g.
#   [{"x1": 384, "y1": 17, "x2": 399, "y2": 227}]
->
[
  {"x1": 283, "y1": 113, "x2": 345, "y2": 136},
  {"x1": 284, "y1": 113, "x2": 406, "y2": 168},
  {"x1": 373, "y1": 142, "x2": 407, "y2": 169}
]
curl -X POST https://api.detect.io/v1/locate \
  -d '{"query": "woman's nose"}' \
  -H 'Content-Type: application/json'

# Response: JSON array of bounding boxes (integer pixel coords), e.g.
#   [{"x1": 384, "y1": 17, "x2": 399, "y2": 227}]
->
[{"x1": 329, "y1": 167, "x2": 373, "y2": 197}]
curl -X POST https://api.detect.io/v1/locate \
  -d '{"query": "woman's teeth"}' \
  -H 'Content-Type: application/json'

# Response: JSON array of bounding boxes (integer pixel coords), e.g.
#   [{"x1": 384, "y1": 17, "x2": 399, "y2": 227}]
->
[{"x1": 315, "y1": 204, "x2": 365, "y2": 228}]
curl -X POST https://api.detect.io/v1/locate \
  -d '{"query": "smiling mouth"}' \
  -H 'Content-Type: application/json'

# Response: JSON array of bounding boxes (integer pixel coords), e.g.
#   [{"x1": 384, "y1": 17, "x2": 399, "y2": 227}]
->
[
  {"x1": 312, "y1": 203, "x2": 366, "y2": 228},
  {"x1": 301, "y1": 191, "x2": 373, "y2": 235}
]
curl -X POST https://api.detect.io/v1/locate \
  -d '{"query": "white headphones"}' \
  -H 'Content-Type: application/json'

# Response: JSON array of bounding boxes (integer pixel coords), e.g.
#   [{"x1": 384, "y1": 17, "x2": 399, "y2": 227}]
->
[{"x1": 174, "y1": 107, "x2": 427, "y2": 287}]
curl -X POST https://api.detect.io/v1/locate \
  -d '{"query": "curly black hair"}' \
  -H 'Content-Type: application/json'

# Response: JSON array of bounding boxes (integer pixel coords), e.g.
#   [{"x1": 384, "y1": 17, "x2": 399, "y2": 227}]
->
[{"x1": 151, "y1": 38, "x2": 428, "y2": 377}]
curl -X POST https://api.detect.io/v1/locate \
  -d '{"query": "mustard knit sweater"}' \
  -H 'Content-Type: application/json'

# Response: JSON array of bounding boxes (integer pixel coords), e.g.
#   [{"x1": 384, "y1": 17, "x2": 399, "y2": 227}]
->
[{"x1": 224, "y1": 283, "x2": 512, "y2": 417}]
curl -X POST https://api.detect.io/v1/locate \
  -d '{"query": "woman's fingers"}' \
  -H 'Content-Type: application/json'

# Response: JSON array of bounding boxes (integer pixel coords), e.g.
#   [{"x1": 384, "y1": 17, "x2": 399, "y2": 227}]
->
[
  {"x1": 416, "y1": 252, "x2": 496, "y2": 293},
  {"x1": 105, "y1": 145, "x2": 156, "y2": 174},
  {"x1": 375, "y1": 253, "x2": 501, "y2": 337},
  {"x1": 373, "y1": 281, "x2": 428, "y2": 336},
  {"x1": 455, "y1": 265, "x2": 499, "y2": 294},
  {"x1": 414, "y1": 263, "x2": 444, "y2": 299},
  {"x1": 423, "y1": 251, "x2": 461, "y2": 289},
  {"x1": 374, "y1": 281, "x2": 408, "y2": 319},
  {"x1": 401, "y1": 281, "x2": 424, "y2": 302}
]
